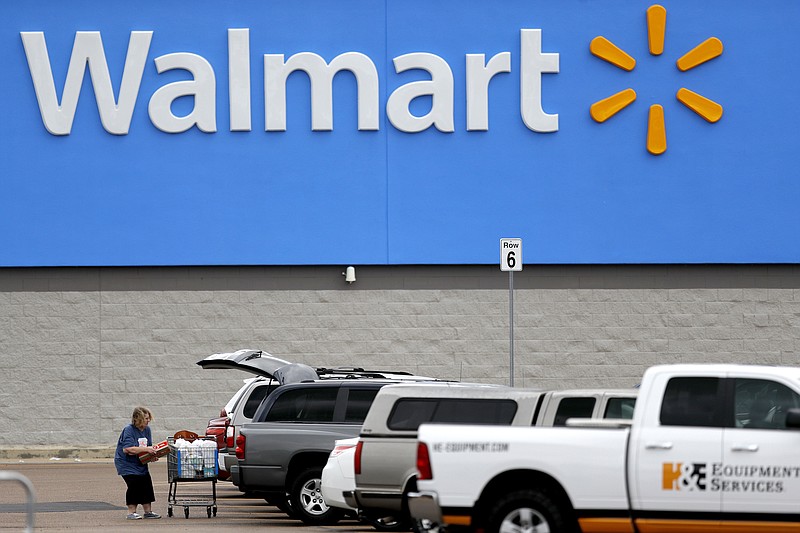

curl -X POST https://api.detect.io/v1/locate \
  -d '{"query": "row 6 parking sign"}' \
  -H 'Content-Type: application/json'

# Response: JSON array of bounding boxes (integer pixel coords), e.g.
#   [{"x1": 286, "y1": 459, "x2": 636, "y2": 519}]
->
[{"x1": 500, "y1": 238, "x2": 523, "y2": 272}]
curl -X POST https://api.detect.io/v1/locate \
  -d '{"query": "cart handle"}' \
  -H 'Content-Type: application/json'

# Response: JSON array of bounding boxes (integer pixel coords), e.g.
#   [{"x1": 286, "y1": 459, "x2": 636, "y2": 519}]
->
[{"x1": 0, "y1": 471, "x2": 36, "y2": 533}]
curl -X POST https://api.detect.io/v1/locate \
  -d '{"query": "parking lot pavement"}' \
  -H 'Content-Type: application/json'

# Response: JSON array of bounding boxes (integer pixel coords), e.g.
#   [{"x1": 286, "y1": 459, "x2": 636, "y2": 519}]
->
[{"x1": 0, "y1": 461, "x2": 372, "y2": 532}]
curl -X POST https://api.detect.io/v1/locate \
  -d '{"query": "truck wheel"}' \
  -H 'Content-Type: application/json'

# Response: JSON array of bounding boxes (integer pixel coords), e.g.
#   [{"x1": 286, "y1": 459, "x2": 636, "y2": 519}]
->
[
  {"x1": 289, "y1": 467, "x2": 344, "y2": 526},
  {"x1": 487, "y1": 489, "x2": 569, "y2": 533}
]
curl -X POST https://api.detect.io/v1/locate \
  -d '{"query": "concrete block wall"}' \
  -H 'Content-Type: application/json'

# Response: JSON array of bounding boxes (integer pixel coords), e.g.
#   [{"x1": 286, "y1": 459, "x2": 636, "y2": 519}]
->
[{"x1": 1, "y1": 265, "x2": 799, "y2": 450}]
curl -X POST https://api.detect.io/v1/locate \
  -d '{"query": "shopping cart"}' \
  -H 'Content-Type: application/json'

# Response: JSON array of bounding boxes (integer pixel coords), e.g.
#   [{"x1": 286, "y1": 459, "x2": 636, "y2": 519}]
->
[{"x1": 166, "y1": 436, "x2": 218, "y2": 518}]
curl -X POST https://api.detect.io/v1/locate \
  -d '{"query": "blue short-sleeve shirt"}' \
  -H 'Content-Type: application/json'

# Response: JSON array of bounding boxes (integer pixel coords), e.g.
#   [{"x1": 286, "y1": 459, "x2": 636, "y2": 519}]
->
[{"x1": 114, "y1": 424, "x2": 152, "y2": 476}]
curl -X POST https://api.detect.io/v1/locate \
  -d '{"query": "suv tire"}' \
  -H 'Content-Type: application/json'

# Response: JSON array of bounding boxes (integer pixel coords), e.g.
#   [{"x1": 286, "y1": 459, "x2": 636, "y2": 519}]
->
[
  {"x1": 289, "y1": 467, "x2": 344, "y2": 525},
  {"x1": 265, "y1": 496, "x2": 298, "y2": 519}
]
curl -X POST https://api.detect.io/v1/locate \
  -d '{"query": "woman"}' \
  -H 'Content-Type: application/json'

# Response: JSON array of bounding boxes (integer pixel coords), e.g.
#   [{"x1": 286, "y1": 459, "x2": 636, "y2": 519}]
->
[{"x1": 114, "y1": 406, "x2": 162, "y2": 520}]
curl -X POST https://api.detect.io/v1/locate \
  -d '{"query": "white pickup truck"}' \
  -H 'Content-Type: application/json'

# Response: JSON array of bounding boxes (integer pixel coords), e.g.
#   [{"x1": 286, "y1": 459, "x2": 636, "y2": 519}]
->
[{"x1": 409, "y1": 364, "x2": 800, "y2": 533}]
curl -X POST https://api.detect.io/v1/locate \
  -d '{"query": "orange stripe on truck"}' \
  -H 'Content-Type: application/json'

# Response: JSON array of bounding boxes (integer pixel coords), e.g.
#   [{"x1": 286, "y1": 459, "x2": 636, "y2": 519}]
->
[
  {"x1": 580, "y1": 517, "x2": 800, "y2": 533},
  {"x1": 718, "y1": 521, "x2": 800, "y2": 533},
  {"x1": 636, "y1": 520, "x2": 720, "y2": 533},
  {"x1": 441, "y1": 515, "x2": 471, "y2": 527},
  {"x1": 578, "y1": 517, "x2": 635, "y2": 533},
  {"x1": 636, "y1": 519, "x2": 800, "y2": 533}
]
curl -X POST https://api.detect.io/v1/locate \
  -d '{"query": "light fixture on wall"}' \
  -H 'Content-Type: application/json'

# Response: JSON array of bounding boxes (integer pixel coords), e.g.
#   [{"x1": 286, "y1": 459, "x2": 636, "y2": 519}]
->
[{"x1": 342, "y1": 266, "x2": 356, "y2": 284}]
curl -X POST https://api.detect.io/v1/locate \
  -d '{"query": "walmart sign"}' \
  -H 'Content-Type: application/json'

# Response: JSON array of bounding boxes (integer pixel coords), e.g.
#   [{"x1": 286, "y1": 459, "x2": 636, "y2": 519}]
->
[
  {"x1": 1, "y1": 0, "x2": 798, "y2": 266},
  {"x1": 20, "y1": 28, "x2": 558, "y2": 135}
]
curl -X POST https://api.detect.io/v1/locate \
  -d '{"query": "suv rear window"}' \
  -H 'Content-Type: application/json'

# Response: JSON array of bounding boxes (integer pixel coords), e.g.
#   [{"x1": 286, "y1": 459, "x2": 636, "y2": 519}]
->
[
  {"x1": 242, "y1": 383, "x2": 279, "y2": 419},
  {"x1": 264, "y1": 387, "x2": 338, "y2": 423},
  {"x1": 387, "y1": 398, "x2": 517, "y2": 430}
]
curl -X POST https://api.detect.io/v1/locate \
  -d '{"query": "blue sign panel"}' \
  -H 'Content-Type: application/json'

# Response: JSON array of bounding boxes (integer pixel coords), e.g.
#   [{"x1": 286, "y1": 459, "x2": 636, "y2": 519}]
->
[{"x1": 1, "y1": 1, "x2": 798, "y2": 266}]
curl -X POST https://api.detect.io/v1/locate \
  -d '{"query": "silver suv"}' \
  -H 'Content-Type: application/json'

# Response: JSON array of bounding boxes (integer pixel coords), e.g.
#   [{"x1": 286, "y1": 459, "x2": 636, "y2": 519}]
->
[
  {"x1": 349, "y1": 383, "x2": 637, "y2": 530},
  {"x1": 199, "y1": 348, "x2": 439, "y2": 482}
]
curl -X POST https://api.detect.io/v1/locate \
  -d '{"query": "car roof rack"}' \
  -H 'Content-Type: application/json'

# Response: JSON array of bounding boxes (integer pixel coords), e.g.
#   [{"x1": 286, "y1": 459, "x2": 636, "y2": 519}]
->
[
  {"x1": 315, "y1": 367, "x2": 414, "y2": 377},
  {"x1": 308, "y1": 366, "x2": 414, "y2": 380}
]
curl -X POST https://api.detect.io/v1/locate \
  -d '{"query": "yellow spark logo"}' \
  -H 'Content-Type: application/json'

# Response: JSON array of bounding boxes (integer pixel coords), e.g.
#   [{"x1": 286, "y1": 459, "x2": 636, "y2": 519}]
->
[{"x1": 590, "y1": 5, "x2": 724, "y2": 155}]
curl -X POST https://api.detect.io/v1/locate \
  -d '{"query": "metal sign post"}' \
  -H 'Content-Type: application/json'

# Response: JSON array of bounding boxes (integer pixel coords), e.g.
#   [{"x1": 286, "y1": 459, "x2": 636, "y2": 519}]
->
[{"x1": 500, "y1": 238, "x2": 522, "y2": 387}]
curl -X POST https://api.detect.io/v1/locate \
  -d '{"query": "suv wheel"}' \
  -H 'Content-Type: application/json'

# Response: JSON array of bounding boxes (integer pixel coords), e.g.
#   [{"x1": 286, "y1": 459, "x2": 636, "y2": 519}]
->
[{"x1": 289, "y1": 467, "x2": 344, "y2": 525}]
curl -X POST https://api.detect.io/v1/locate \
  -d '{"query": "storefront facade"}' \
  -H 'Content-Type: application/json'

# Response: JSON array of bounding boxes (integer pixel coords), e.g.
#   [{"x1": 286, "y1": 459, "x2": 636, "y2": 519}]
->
[{"x1": 1, "y1": 1, "x2": 799, "y2": 448}]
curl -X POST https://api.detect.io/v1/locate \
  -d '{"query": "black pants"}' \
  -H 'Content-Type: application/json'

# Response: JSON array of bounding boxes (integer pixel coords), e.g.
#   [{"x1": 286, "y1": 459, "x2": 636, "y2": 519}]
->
[{"x1": 122, "y1": 473, "x2": 155, "y2": 505}]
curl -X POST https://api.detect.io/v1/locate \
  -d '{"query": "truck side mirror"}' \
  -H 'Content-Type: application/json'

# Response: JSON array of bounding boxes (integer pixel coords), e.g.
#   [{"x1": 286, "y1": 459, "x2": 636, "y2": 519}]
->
[{"x1": 785, "y1": 408, "x2": 800, "y2": 429}]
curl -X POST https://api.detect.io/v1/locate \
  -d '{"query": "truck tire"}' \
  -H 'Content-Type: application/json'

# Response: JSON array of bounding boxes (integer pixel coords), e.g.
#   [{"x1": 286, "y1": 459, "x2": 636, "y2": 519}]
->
[
  {"x1": 289, "y1": 467, "x2": 344, "y2": 526},
  {"x1": 487, "y1": 489, "x2": 570, "y2": 533}
]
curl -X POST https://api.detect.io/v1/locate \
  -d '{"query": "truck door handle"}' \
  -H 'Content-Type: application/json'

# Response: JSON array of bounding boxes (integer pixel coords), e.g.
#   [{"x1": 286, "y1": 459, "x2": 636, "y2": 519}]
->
[
  {"x1": 645, "y1": 442, "x2": 673, "y2": 450},
  {"x1": 731, "y1": 444, "x2": 759, "y2": 452}
]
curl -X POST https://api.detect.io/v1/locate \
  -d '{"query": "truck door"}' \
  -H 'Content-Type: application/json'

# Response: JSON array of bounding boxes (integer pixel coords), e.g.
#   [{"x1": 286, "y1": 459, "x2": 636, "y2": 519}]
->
[
  {"x1": 631, "y1": 375, "x2": 724, "y2": 525},
  {"x1": 721, "y1": 376, "x2": 800, "y2": 518}
]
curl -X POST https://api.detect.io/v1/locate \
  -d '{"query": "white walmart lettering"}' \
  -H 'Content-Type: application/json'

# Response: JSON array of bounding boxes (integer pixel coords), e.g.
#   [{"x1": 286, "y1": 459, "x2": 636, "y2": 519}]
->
[{"x1": 20, "y1": 29, "x2": 559, "y2": 136}]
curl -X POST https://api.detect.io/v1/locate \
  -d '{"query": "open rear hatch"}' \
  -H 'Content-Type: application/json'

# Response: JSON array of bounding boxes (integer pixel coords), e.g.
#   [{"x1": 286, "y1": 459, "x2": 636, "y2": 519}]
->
[
  {"x1": 197, "y1": 348, "x2": 320, "y2": 382},
  {"x1": 197, "y1": 349, "x2": 291, "y2": 379}
]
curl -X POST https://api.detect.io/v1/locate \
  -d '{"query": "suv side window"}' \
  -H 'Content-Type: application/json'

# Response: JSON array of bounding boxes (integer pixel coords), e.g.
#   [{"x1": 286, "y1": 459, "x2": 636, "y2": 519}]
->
[
  {"x1": 604, "y1": 397, "x2": 636, "y2": 419},
  {"x1": 734, "y1": 378, "x2": 800, "y2": 430},
  {"x1": 660, "y1": 377, "x2": 724, "y2": 427},
  {"x1": 553, "y1": 397, "x2": 596, "y2": 426},
  {"x1": 243, "y1": 383, "x2": 279, "y2": 419},
  {"x1": 264, "y1": 387, "x2": 338, "y2": 423},
  {"x1": 344, "y1": 388, "x2": 381, "y2": 423},
  {"x1": 387, "y1": 399, "x2": 517, "y2": 430}
]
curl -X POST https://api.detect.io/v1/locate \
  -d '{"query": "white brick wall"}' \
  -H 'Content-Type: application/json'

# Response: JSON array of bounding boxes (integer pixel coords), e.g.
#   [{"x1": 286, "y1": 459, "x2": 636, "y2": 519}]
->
[{"x1": 1, "y1": 265, "x2": 799, "y2": 449}]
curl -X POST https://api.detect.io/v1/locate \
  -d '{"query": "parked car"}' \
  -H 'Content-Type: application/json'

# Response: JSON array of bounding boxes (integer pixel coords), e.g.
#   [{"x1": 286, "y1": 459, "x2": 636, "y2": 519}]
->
[
  {"x1": 199, "y1": 348, "x2": 433, "y2": 482},
  {"x1": 338, "y1": 382, "x2": 637, "y2": 530},
  {"x1": 320, "y1": 438, "x2": 359, "y2": 513},
  {"x1": 409, "y1": 364, "x2": 800, "y2": 533}
]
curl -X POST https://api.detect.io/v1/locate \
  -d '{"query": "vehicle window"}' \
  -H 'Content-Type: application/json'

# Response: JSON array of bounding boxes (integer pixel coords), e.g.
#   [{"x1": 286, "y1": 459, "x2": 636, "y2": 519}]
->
[
  {"x1": 432, "y1": 399, "x2": 516, "y2": 425},
  {"x1": 660, "y1": 377, "x2": 724, "y2": 427},
  {"x1": 264, "y1": 387, "x2": 338, "y2": 423},
  {"x1": 344, "y1": 389, "x2": 380, "y2": 423},
  {"x1": 387, "y1": 399, "x2": 517, "y2": 430},
  {"x1": 553, "y1": 397, "x2": 596, "y2": 426},
  {"x1": 243, "y1": 384, "x2": 278, "y2": 419},
  {"x1": 734, "y1": 378, "x2": 800, "y2": 430},
  {"x1": 388, "y1": 400, "x2": 438, "y2": 430},
  {"x1": 604, "y1": 397, "x2": 636, "y2": 419}
]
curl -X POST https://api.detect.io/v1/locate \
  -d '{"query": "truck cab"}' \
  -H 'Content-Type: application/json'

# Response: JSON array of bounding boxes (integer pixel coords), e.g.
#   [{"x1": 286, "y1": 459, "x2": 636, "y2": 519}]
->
[{"x1": 627, "y1": 364, "x2": 800, "y2": 524}]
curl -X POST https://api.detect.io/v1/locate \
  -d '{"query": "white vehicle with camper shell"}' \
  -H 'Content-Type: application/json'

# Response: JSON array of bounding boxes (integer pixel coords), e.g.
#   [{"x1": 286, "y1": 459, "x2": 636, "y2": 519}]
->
[
  {"x1": 324, "y1": 382, "x2": 636, "y2": 530},
  {"x1": 409, "y1": 364, "x2": 800, "y2": 533}
]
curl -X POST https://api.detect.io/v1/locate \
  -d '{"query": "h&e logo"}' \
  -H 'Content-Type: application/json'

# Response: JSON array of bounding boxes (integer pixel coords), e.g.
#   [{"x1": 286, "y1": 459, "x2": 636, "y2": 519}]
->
[{"x1": 663, "y1": 462, "x2": 708, "y2": 491}]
